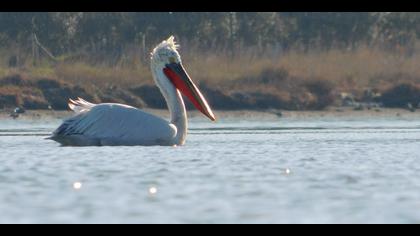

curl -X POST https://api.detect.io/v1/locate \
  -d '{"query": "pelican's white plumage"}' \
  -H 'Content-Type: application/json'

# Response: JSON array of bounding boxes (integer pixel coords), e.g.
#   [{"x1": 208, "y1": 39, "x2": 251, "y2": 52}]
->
[
  {"x1": 52, "y1": 98, "x2": 176, "y2": 146},
  {"x1": 49, "y1": 36, "x2": 215, "y2": 146}
]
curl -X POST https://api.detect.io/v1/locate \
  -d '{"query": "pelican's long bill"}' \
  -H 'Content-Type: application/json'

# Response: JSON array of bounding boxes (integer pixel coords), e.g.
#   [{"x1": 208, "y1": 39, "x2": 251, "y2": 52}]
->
[{"x1": 163, "y1": 62, "x2": 216, "y2": 121}]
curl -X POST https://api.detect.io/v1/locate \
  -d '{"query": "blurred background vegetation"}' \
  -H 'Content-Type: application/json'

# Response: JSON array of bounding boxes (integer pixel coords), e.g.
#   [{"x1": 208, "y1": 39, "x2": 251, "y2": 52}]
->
[{"x1": 2, "y1": 12, "x2": 420, "y2": 111}]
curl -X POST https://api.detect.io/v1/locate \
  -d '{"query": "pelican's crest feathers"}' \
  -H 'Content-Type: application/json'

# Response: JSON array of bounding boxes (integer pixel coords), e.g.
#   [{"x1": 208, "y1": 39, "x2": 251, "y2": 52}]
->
[{"x1": 151, "y1": 35, "x2": 179, "y2": 57}]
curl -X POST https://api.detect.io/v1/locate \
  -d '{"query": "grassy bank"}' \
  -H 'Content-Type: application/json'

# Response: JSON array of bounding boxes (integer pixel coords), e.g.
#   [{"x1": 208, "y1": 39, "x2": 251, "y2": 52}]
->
[{"x1": 2, "y1": 46, "x2": 420, "y2": 111}]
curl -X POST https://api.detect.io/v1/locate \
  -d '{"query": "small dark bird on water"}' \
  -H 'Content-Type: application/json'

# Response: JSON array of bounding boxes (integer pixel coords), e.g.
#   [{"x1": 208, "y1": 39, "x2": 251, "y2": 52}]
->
[
  {"x1": 14, "y1": 107, "x2": 25, "y2": 114},
  {"x1": 10, "y1": 107, "x2": 25, "y2": 119}
]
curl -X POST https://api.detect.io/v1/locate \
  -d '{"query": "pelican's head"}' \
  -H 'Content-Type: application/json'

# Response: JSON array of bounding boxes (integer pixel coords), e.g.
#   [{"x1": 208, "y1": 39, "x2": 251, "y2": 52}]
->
[
  {"x1": 150, "y1": 35, "x2": 182, "y2": 67},
  {"x1": 150, "y1": 36, "x2": 216, "y2": 121}
]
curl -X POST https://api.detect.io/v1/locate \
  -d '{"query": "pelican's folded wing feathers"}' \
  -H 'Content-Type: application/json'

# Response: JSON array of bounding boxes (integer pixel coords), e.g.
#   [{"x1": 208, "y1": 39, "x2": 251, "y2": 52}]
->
[{"x1": 52, "y1": 100, "x2": 177, "y2": 146}]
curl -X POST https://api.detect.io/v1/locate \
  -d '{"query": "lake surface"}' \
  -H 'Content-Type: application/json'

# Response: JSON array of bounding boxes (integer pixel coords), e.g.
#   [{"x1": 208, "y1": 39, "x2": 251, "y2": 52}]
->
[{"x1": 1, "y1": 114, "x2": 420, "y2": 223}]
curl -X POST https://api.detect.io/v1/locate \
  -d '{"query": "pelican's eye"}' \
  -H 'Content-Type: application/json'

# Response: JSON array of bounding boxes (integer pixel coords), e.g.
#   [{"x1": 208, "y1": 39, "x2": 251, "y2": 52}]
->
[{"x1": 169, "y1": 56, "x2": 177, "y2": 64}]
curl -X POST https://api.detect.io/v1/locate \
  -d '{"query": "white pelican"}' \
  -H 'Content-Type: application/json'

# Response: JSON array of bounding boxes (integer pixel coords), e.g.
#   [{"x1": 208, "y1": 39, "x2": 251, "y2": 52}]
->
[{"x1": 49, "y1": 36, "x2": 216, "y2": 146}]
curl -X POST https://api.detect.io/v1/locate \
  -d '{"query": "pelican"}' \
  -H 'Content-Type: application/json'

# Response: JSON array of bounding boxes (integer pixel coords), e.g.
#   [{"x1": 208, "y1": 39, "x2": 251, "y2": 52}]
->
[{"x1": 49, "y1": 36, "x2": 216, "y2": 146}]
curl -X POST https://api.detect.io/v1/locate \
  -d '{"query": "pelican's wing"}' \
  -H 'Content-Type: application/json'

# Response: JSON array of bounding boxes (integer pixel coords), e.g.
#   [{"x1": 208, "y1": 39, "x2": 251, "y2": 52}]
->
[{"x1": 53, "y1": 101, "x2": 176, "y2": 146}]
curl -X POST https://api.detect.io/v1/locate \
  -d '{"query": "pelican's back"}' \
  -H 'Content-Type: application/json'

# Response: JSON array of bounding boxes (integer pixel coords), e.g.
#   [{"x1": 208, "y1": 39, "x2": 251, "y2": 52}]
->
[{"x1": 50, "y1": 101, "x2": 177, "y2": 146}]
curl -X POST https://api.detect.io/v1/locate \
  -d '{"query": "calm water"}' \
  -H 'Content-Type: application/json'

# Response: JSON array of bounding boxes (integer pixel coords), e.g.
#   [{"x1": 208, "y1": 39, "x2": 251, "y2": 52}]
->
[{"x1": 1, "y1": 114, "x2": 420, "y2": 224}]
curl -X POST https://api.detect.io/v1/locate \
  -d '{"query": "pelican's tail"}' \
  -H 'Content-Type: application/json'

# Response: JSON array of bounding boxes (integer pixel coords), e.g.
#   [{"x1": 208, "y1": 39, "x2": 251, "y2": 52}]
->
[
  {"x1": 68, "y1": 97, "x2": 96, "y2": 114},
  {"x1": 46, "y1": 97, "x2": 97, "y2": 145}
]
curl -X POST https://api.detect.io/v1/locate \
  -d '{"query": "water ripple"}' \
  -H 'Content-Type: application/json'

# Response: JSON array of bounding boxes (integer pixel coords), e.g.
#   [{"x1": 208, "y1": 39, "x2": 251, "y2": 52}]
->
[{"x1": 1, "y1": 118, "x2": 420, "y2": 223}]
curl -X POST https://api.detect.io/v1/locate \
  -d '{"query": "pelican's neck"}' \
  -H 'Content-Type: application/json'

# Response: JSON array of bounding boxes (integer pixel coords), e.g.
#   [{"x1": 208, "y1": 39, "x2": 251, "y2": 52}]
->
[{"x1": 151, "y1": 65, "x2": 187, "y2": 145}]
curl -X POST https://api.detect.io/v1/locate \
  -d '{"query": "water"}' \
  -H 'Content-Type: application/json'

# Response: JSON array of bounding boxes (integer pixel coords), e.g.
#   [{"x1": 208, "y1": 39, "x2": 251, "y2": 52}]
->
[{"x1": 1, "y1": 114, "x2": 420, "y2": 223}]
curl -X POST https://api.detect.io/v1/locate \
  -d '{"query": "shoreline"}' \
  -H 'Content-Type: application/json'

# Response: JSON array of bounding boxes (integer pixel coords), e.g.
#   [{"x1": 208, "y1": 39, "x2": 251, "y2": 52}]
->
[{"x1": 2, "y1": 107, "x2": 420, "y2": 121}]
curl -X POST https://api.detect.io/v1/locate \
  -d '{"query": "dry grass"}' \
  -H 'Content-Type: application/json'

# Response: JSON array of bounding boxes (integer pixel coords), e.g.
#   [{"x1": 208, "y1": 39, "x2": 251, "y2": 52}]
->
[
  {"x1": 2, "y1": 44, "x2": 420, "y2": 94},
  {"x1": 183, "y1": 45, "x2": 420, "y2": 95},
  {"x1": 54, "y1": 63, "x2": 151, "y2": 88},
  {"x1": 277, "y1": 46, "x2": 420, "y2": 91}
]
